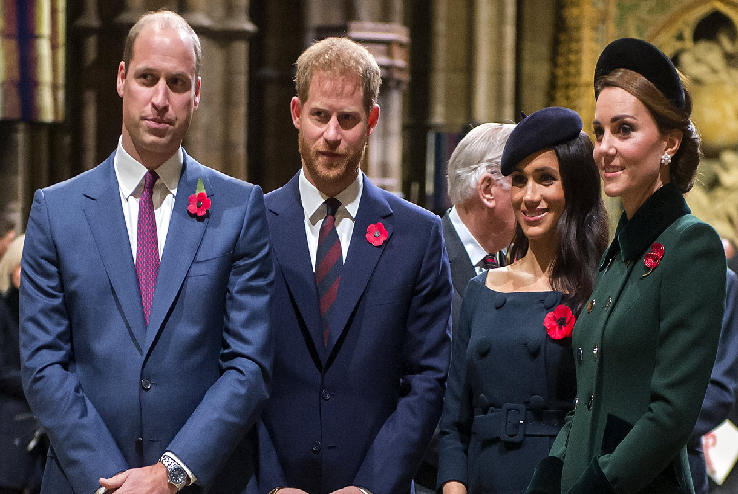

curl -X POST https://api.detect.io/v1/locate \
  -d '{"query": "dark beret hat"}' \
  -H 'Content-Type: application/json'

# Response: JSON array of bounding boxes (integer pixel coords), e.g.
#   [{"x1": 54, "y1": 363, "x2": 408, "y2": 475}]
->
[
  {"x1": 594, "y1": 37, "x2": 685, "y2": 110},
  {"x1": 501, "y1": 107, "x2": 583, "y2": 176}
]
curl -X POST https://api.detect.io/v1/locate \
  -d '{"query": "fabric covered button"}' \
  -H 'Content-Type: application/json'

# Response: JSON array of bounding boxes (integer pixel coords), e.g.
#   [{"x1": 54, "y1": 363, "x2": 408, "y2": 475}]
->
[
  {"x1": 494, "y1": 293, "x2": 507, "y2": 309},
  {"x1": 526, "y1": 334, "x2": 542, "y2": 356},
  {"x1": 544, "y1": 292, "x2": 559, "y2": 310},
  {"x1": 530, "y1": 395, "x2": 545, "y2": 411},
  {"x1": 476, "y1": 337, "x2": 491, "y2": 357}
]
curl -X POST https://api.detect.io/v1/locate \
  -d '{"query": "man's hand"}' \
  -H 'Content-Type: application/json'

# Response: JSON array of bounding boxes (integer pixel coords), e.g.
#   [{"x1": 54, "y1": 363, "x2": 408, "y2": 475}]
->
[
  {"x1": 330, "y1": 487, "x2": 366, "y2": 494},
  {"x1": 99, "y1": 463, "x2": 176, "y2": 494},
  {"x1": 277, "y1": 489, "x2": 310, "y2": 494}
]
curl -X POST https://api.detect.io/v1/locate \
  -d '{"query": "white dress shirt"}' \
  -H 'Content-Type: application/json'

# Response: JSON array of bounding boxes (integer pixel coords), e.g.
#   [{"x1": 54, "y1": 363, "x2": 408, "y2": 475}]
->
[
  {"x1": 113, "y1": 138, "x2": 182, "y2": 262},
  {"x1": 449, "y1": 206, "x2": 490, "y2": 275},
  {"x1": 299, "y1": 169, "x2": 363, "y2": 270}
]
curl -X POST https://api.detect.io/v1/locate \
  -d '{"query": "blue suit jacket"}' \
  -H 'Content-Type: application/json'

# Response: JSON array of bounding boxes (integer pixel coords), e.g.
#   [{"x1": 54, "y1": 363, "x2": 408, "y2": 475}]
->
[
  {"x1": 20, "y1": 151, "x2": 274, "y2": 494},
  {"x1": 256, "y1": 172, "x2": 452, "y2": 494}
]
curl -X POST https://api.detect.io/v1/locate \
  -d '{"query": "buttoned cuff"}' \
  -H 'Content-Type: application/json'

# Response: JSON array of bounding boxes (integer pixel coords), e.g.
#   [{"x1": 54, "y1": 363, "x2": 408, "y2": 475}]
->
[{"x1": 163, "y1": 451, "x2": 198, "y2": 485}]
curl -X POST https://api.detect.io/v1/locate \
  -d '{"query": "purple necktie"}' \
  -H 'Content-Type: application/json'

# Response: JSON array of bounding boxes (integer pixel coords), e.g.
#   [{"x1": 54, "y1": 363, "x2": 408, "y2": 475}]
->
[
  {"x1": 315, "y1": 198, "x2": 342, "y2": 347},
  {"x1": 136, "y1": 171, "x2": 160, "y2": 324}
]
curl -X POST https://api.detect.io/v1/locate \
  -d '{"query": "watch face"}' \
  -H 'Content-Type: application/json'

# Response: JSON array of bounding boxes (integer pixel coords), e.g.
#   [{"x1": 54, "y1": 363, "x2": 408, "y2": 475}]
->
[{"x1": 169, "y1": 465, "x2": 187, "y2": 486}]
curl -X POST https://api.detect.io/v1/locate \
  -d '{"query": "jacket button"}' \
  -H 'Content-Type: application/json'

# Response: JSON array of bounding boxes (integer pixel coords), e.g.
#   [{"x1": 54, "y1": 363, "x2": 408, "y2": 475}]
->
[
  {"x1": 141, "y1": 379, "x2": 151, "y2": 391},
  {"x1": 593, "y1": 346, "x2": 599, "y2": 360},
  {"x1": 574, "y1": 397, "x2": 579, "y2": 410},
  {"x1": 587, "y1": 394, "x2": 594, "y2": 410},
  {"x1": 311, "y1": 441, "x2": 321, "y2": 453},
  {"x1": 587, "y1": 299, "x2": 595, "y2": 313},
  {"x1": 476, "y1": 337, "x2": 491, "y2": 357},
  {"x1": 577, "y1": 348, "x2": 583, "y2": 363},
  {"x1": 321, "y1": 389, "x2": 331, "y2": 401},
  {"x1": 605, "y1": 297, "x2": 612, "y2": 309}
]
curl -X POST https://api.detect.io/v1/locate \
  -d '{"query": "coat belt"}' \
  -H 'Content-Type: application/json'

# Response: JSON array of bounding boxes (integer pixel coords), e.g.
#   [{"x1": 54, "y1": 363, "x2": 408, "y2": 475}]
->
[{"x1": 470, "y1": 403, "x2": 568, "y2": 443}]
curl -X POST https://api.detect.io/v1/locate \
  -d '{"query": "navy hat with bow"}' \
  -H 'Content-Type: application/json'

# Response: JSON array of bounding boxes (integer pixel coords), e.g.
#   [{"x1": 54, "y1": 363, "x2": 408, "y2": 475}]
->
[{"x1": 501, "y1": 106, "x2": 583, "y2": 176}]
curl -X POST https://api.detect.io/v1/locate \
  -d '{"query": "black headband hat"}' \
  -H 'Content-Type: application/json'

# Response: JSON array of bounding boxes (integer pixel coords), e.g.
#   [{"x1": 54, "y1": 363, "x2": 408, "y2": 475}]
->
[
  {"x1": 501, "y1": 106, "x2": 583, "y2": 176},
  {"x1": 594, "y1": 37, "x2": 685, "y2": 110}
]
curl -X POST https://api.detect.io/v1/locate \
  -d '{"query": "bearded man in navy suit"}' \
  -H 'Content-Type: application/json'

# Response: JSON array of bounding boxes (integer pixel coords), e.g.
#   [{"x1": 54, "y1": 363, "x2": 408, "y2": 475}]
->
[
  {"x1": 255, "y1": 37, "x2": 452, "y2": 494},
  {"x1": 20, "y1": 10, "x2": 273, "y2": 494}
]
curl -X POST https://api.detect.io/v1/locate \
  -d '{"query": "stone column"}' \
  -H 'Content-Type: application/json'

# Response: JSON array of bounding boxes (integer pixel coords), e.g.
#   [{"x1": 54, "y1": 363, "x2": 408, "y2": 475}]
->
[{"x1": 71, "y1": 0, "x2": 101, "y2": 172}]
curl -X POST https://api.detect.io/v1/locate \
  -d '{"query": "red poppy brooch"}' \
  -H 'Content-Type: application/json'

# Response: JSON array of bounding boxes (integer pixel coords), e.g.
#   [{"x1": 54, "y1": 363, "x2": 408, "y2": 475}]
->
[
  {"x1": 544, "y1": 304, "x2": 575, "y2": 339},
  {"x1": 643, "y1": 242, "x2": 664, "y2": 277},
  {"x1": 188, "y1": 178, "x2": 211, "y2": 218},
  {"x1": 366, "y1": 222, "x2": 388, "y2": 246}
]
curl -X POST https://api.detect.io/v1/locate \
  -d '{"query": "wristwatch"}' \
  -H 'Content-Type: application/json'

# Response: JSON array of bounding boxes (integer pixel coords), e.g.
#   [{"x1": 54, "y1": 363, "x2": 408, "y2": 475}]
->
[{"x1": 159, "y1": 453, "x2": 188, "y2": 491}]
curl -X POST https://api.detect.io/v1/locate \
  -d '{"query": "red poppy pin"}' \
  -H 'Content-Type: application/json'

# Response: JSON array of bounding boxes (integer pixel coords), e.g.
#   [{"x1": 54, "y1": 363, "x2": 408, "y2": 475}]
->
[
  {"x1": 544, "y1": 304, "x2": 575, "y2": 339},
  {"x1": 188, "y1": 178, "x2": 211, "y2": 218},
  {"x1": 643, "y1": 242, "x2": 664, "y2": 277},
  {"x1": 366, "y1": 222, "x2": 388, "y2": 246}
]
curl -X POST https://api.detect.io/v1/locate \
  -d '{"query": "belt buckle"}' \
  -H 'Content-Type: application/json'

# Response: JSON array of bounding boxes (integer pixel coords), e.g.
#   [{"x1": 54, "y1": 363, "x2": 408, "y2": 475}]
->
[{"x1": 500, "y1": 403, "x2": 526, "y2": 443}]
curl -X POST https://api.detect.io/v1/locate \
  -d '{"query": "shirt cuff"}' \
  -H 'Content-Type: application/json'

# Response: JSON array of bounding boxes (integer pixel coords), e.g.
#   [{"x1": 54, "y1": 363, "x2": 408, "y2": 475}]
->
[{"x1": 163, "y1": 451, "x2": 198, "y2": 485}]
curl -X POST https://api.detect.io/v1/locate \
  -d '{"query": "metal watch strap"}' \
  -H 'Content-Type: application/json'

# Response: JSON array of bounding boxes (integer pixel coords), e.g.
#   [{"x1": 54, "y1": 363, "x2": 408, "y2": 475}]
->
[{"x1": 159, "y1": 453, "x2": 188, "y2": 490}]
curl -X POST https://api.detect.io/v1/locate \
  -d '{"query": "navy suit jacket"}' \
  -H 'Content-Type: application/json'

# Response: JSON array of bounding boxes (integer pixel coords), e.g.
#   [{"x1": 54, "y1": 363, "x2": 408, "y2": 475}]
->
[
  {"x1": 20, "y1": 151, "x2": 274, "y2": 494},
  {"x1": 441, "y1": 212, "x2": 476, "y2": 336},
  {"x1": 688, "y1": 268, "x2": 738, "y2": 494},
  {"x1": 256, "y1": 172, "x2": 452, "y2": 494}
]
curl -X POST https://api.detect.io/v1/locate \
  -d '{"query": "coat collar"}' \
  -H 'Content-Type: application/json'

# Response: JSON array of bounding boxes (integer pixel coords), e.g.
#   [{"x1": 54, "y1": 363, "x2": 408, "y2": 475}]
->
[{"x1": 601, "y1": 182, "x2": 690, "y2": 269}]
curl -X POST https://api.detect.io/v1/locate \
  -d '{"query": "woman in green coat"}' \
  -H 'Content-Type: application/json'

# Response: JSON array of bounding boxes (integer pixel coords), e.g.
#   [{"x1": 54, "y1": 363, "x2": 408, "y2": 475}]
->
[{"x1": 527, "y1": 38, "x2": 726, "y2": 494}]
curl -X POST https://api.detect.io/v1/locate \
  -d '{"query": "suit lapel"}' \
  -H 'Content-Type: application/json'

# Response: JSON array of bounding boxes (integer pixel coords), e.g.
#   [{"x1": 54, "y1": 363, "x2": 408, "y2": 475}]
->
[
  {"x1": 442, "y1": 212, "x2": 476, "y2": 295},
  {"x1": 326, "y1": 176, "x2": 393, "y2": 354},
  {"x1": 267, "y1": 175, "x2": 325, "y2": 357},
  {"x1": 82, "y1": 153, "x2": 147, "y2": 351},
  {"x1": 143, "y1": 152, "x2": 209, "y2": 356}
]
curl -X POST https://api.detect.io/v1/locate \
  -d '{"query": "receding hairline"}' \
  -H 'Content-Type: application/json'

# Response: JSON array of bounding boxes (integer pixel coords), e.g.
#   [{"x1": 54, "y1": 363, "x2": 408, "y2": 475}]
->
[{"x1": 123, "y1": 10, "x2": 202, "y2": 78}]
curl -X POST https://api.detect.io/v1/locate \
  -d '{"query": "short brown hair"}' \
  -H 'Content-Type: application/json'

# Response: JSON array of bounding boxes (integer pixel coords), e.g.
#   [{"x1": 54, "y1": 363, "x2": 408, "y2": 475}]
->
[
  {"x1": 294, "y1": 37, "x2": 381, "y2": 115},
  {"x1": 123, "y1": 10, "x2": 202, "y2": 79},
  {"x1": 595, "y1": 68, "x2": 699, "y2": 193}
]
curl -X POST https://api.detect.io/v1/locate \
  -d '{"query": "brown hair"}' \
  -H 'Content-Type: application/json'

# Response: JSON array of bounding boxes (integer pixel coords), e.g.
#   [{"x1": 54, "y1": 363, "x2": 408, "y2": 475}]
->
[
  {"x1": 294, "y1": 37, "x2": 381, "y2": 115},
  {"x1": 123, "y1": 10, "x2": 202, "y2": 79},
  {"x1": 595, "y1": 68, "x2": 700, "y2": 193}
]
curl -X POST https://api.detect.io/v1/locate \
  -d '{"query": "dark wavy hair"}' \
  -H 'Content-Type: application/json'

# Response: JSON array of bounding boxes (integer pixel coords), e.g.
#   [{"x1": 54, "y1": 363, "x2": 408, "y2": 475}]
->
[
  {"x1": 508, "y1": 133, "x2": 609, "y2": 314},
  {"x1": 595, "y1": 68, "x2": 699, "y2": 193}
]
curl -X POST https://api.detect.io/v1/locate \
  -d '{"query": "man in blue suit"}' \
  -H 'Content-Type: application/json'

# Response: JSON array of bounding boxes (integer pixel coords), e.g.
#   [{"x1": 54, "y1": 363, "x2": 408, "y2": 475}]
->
[
  {"x1": 255, "y1": 38, "x2": 452, "y2": 494},
  {"x1": 19, "y1": 11, "x2": 273, "y2": 494}
]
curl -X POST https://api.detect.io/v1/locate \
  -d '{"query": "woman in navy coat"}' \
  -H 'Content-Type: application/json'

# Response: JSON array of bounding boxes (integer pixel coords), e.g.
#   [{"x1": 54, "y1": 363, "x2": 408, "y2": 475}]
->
[
  {"x1": 438, "y1": 107, "x2": 609, "y2": 494},
  {"x1": 528, "y1": 38, "x2": 726, "y2": 494}
]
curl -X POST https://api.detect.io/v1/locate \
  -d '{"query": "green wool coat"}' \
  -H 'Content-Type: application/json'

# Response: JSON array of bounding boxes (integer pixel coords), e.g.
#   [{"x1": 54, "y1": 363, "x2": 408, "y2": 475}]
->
[{"x1": 531, "y1": 183, "x2": 726, "y2": 494}]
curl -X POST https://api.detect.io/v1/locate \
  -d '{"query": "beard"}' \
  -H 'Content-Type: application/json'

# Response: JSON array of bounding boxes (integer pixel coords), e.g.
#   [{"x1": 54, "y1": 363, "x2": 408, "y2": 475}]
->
[{"x1": 299, "y1": 127, "x2": 367, "y2": 191}]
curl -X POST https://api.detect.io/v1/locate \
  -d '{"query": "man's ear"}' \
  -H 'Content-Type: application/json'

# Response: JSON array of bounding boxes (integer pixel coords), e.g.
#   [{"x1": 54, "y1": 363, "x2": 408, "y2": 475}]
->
[
  {"x1": 366, "y1": 105, "x2": 380, "y2": 136},
  {"x1": 117, "y1": 62, "x2": 126, "y2": 98},
  {"x1": 193, "y1": 77, "x2": 201, "y2": 110},
  {"x1": 290, "y1": 96, "x2": 302, "y2": 129},
  {"x1": 477, "y1": 173, "x2": 497, "y2": 208}
]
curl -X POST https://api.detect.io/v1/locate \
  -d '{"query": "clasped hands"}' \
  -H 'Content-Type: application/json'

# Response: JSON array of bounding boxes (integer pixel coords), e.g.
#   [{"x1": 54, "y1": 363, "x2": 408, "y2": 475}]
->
[{"x1": 98, "y1": 462, "x2": 176, "y2": 494}]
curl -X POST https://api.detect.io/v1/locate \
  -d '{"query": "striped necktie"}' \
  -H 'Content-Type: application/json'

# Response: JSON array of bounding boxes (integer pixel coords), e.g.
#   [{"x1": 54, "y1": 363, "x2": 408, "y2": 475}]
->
[
  {"x1": 315, "y1": 198, "x2": 342, "y2": 347},
  {"x1": 136, "y1": 171, "x2": 160, "y2": 324},
  {"x1": 481, "y1": 252, "x2": 499, "y2": 270}
]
